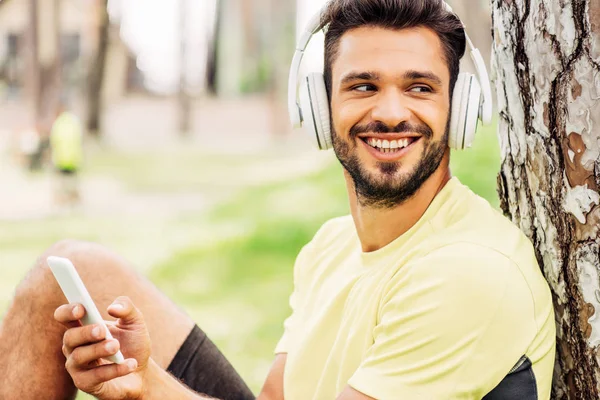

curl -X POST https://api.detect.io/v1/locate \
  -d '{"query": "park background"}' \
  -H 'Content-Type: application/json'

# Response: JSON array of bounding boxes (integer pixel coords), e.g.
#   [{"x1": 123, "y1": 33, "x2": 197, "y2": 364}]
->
[{"x1": 0, "y1": 0, "x2": 497, "y2": 397}]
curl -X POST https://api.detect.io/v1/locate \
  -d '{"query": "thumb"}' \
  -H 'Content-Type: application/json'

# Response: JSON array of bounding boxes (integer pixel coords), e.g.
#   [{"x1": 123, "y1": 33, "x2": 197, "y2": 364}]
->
[{"x1": 107, "y1": 296, "x2": 145, "y2": 326}]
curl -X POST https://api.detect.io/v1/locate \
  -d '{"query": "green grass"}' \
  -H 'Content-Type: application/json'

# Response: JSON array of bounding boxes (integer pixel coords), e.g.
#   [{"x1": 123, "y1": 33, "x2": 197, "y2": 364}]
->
[
  {"x1": 1, "y1": 120, "x2": 502, "y2": 398},
  {"x1": 450, "y1": 120, "x2": 502, "y2": 208},
  {"x1": 85, "y1": 150, "x2": 260, "y2": 192}
]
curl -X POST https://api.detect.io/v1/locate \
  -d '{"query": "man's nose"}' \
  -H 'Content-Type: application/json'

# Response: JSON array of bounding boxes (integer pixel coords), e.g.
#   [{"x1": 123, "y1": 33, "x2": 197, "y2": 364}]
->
[{"x1": 370, "y1": 89, "x2": 411, "y2": 128}]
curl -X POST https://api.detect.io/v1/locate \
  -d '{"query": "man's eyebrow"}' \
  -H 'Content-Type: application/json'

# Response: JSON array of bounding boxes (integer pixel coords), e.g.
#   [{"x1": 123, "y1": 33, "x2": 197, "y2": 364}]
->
[
  {"x1": 339, "y1": 70, "x2": 444, "y2": 86},
  {"x1": 403, "y1": 70, "x2": 443, "y2": 86},
  {"x1": 340, "y1": 71, "x2": 381, "y2": 86}
]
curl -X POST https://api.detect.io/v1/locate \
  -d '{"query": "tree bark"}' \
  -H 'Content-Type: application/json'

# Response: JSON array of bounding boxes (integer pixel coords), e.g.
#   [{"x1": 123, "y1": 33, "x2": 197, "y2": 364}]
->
[
  {"x1": 86, "y1": 0, "x2": 110, "y2": 137},
  {"x1": 492, "y1": 1, "x2": 600, "y2": 398}
]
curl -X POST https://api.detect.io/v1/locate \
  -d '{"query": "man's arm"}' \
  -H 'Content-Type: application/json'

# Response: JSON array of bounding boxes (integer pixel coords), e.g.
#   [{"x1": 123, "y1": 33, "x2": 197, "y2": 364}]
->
[
  {"x1": 257, "y1": 354, "x2": 286, "y2": 400},
  {"x1": 336, "y1": 386, "x2": 376, "y2": 400},
  {"x1": 142, "y1": 354, "x2": 287, "y2": 400},
  {"x1": 142, "y1": 359, "x2": 213, "y2": 399},
  {"x1": 337, "y1": 244, "x2": 537, "y2": 399}
]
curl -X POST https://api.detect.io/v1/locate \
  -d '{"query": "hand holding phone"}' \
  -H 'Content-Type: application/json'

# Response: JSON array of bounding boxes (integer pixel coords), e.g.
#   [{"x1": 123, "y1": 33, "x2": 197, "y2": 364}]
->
[{"x1": 47, "y1": 256, "x2": 125, "y2": 364}]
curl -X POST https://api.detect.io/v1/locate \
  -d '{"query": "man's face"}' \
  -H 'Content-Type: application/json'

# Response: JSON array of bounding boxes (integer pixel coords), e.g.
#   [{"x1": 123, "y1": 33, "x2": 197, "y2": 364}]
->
[{"x1": 330, "y1": 26, "x2": 451, "y2": 209}]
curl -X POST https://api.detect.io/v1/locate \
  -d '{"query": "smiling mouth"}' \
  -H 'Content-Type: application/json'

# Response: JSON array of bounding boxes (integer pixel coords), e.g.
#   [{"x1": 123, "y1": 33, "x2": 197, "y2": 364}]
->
[{"x1": 360, "y1": 137, "x2": 420, "y2": 154}]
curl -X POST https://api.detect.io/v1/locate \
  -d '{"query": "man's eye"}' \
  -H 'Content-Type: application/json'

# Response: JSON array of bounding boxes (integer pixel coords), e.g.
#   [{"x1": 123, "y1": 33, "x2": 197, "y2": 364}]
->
[
  {"x1": 352, "y1": 84, "x2": 376, "y2": 92},
  {"x1": 409, "y1": 86, "x2": 432, "y2": 93}
]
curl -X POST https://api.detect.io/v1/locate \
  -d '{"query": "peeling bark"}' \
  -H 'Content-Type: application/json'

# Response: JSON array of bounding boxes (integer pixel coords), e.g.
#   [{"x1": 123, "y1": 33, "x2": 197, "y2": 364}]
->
[{"x1": 492, "y1": 0, "x2": 600, "y2": 398}]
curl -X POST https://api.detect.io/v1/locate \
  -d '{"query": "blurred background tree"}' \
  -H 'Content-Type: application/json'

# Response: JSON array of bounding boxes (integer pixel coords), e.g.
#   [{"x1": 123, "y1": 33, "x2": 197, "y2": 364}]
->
[{"x1": 86, "y1": 0, "x2": 110, "y2": 138}]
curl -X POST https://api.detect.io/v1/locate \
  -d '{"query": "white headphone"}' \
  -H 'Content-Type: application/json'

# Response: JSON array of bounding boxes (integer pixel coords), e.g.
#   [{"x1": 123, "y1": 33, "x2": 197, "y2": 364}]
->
[{"x1": 287, "y1": 1, "x2": 493, "y2": 151}]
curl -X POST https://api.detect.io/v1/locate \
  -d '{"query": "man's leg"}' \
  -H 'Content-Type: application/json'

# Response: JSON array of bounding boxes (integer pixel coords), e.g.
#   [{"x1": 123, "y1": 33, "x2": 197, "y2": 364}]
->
[{"x1": 0, "y1": 240, "x2": 247, "y2": 399}]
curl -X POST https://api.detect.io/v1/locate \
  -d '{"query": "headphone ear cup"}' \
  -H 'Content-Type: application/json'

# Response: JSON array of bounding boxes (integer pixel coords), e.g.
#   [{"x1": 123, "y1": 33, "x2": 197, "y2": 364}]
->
[
  {"x1": 449, "y1": 73, "x2": 482, "y2": 150},
  {"x1": 298, "y1": 72, "x2": 332, "y2": 150}
]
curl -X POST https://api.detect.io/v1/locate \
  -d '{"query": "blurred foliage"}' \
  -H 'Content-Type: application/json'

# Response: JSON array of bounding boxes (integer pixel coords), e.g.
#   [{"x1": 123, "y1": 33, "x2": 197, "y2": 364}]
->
[
  {"x1": 239, "y1": 55, "x2": 274, "y2": 94},
  {"x1": 451, "y1": 119, "x2": 501, "y2": 208}
]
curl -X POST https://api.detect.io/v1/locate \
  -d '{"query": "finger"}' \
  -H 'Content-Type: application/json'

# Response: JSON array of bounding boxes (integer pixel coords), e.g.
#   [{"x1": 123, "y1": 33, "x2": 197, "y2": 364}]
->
[
  {"x1": 105, "y1": 321, "x2": 119, "y2": 336},
  {"x1": 107, "y1": 296, "x2": 145, "y2": 326},
  {"x1": 68, "y1": 339, "x2": 121, "y2": 369},
  {"x1": 54, "y1": 303, "x2": 86, "y2": 327},
  {"x1": 72, "y1": 358, "x2": 137, "y2": 392},
  {"x1": 63, "y1": 324, "x2": 107, "y2": 354}
]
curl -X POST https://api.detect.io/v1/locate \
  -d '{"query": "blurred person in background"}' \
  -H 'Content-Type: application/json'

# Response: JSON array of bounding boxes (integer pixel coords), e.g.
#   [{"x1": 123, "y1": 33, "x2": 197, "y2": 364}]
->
[
  {"x1": 49, "y1": 100, "x2": 83, "y2": 206},
  {"x1": 0, "y1": 1, "x2": 555, "y2": 399},
  {"x1": 16, "y1": 125, "x2": 41, "y2": 171}
]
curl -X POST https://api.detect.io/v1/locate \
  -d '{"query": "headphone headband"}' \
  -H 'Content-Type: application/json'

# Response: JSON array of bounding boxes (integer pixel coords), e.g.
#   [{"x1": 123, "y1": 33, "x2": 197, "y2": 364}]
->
[{"x1": 288, "y1": 0, "x2": 493, "y2": 128}]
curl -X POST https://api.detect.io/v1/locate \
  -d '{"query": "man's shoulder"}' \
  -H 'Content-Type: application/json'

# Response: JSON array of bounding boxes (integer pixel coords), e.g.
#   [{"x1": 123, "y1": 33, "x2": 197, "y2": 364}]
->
[
  {"x1": 310, "y1": 215, "x2": 355, "y2": 249},
  {"x1": 381, "y1": 243, "x2": 535, "y2": 332},
  {"x1": 407, "y1": 242, "x2": 518, "y2": 280},
  {"x1": 430, "y1": 183, "x2": 536, "y2": 269}
]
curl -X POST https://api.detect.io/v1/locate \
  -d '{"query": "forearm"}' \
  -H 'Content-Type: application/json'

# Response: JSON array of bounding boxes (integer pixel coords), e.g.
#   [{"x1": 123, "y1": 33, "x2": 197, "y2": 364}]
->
[{"x1": 141, "y1": 358, "x2": 219, "y2": 400}]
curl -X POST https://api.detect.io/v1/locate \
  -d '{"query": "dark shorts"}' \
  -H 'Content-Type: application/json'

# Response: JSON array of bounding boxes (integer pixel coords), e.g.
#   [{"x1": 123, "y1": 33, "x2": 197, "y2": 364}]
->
[
  {"x1": 166, "y1": 325, "x2": 256, "y2": 400},
  {"x1": 57, "y1": 168, "x2": 77, "y2": 175}
]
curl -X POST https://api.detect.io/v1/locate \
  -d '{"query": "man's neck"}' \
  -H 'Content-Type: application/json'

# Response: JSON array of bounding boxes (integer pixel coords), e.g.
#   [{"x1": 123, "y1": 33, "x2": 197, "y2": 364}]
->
[{"x1": 346, "y1": 160, "x2": 452, "y2": 253}]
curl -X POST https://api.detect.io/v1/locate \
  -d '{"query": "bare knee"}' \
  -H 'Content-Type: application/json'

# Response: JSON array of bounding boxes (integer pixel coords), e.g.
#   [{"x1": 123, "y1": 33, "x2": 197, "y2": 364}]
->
[
  {"x1": 11, "y1": 240, "x2": 193, "y2": 371},
  {"x1": 15, "y1": 240, "x2": 76, "y2": 301},
  {"x1": 16, "y1": 239, "x2": 135, "y2": 309}
]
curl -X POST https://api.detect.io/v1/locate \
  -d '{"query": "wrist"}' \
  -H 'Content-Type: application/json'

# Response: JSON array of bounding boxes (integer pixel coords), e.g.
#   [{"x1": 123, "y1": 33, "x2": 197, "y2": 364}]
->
[
  {"x1": 139, "y1": 358, "x2": 162, "y2": 400},
  {"x1": 138, "y1": 357, "x2": 206, "y2": 400}
]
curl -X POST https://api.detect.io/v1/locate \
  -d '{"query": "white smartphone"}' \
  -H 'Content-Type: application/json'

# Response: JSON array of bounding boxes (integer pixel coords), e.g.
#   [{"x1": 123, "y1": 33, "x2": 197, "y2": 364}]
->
[{"x1": 47, "y1": 256, "x2": 125, "y2": 364}]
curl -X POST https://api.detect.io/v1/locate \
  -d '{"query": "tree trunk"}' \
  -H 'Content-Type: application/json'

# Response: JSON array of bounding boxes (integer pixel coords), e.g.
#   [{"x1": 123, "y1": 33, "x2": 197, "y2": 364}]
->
[
  {"x1": 205, "y1": 0, "x2": 221, "y2": 95},
  {"x1": 448, "y1": 0, "x2": 492, "y2": 71},
  {"x1": 26, "y1": 0, "x2": 62, "y2": 170},
  {"x1": 38, "y1": 0, "x2": 62, "y2": 127},
  {"x1": 86, "y1": 0, "x2": 110, "y2": 137},
  {"x1": 265, "y1": 0, "x2": 295, "y2": 136},
  {"x1": 27, "y1": 0, "x2": 41, "y2": 124},
  {"x1": 492, "y1": 1, "x2": 600, "y2": 398},
  {"x1": 178, "y1": 0, "x2": 191, "y2": 135}
]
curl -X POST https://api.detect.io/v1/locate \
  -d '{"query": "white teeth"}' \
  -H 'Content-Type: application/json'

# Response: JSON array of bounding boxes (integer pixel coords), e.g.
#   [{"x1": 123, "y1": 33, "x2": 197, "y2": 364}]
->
[{"x1": 365, "y1": 137, "x2": 416, "y2": 151}]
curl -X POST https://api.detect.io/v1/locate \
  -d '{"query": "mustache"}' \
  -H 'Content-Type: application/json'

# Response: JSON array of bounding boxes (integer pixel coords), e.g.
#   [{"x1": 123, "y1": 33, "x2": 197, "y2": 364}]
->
[{"x1": 349, "y1": 121, "x2": 433, "y2": 139}]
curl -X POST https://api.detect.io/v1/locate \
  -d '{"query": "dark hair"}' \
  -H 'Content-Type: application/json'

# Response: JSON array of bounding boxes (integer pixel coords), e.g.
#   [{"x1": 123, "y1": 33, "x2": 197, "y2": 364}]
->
[{"x1": 321, "y1": 0, "x2": 466, "y2": 98}]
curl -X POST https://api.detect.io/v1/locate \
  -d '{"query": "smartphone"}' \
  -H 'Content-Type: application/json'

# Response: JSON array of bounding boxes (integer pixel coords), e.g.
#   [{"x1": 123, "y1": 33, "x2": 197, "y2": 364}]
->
[{"x1": 47, "y1": 256, "x2": 125, "y2": 364}]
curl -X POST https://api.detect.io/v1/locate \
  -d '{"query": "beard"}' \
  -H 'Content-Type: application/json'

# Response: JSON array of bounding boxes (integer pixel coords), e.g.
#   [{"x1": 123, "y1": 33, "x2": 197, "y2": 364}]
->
[{"x1": 332, "y1": 119, "x2": 449, "y2": 209}]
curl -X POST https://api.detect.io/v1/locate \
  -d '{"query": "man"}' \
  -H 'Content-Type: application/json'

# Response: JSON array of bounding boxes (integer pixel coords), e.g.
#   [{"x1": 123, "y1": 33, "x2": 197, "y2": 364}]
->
[{"x1": 0, "y1": 0, "x2": 555, "y2": 399}]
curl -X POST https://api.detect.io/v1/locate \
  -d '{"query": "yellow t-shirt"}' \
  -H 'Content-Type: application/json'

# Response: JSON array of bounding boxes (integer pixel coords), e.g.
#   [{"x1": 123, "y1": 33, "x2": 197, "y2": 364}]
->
[
  {"x1": 50, "y1": 111, "x2": 83, "y2": 170},
  {"x1": 276, "y1": 177, "x2": 555, "y2": 400}
]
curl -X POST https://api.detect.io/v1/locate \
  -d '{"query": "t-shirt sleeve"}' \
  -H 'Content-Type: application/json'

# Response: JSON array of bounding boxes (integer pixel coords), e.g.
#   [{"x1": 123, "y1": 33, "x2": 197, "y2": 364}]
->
[
  {"x1": 274, "y1": 239, "x2": 315, "y2": 354},
  {"x1": 348, "y1": 243, "x2": 537, "y2": 400}
]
